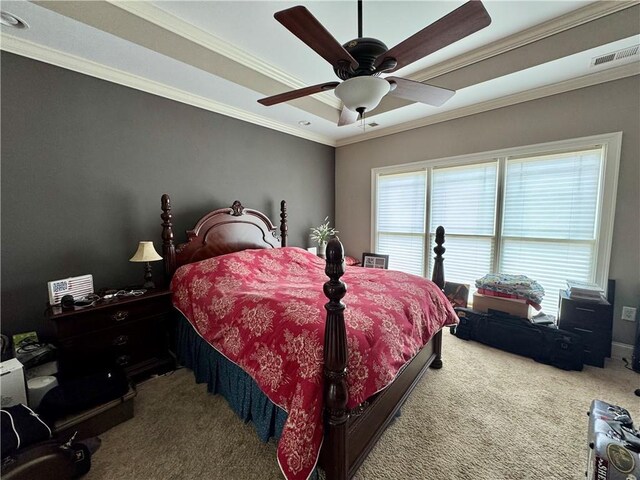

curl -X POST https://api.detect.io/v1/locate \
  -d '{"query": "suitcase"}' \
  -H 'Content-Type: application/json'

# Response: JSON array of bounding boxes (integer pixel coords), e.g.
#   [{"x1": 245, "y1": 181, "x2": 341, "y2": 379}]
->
[
  {"x1": 586, "y1": 400, "x2": 640, "y2": 479},
  {"x1": 453, "y1": 307, "x2": 583, "y2": 371}
]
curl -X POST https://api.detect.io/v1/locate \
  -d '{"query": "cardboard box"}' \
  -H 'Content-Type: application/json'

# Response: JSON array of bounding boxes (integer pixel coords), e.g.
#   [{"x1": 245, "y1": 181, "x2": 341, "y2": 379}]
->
[
  {"x1": 472, "y1": 292, "x2": 533, "y2": 319},
  {"x1": 0, "y1": 358, "x2": 28, "y2": 407}
]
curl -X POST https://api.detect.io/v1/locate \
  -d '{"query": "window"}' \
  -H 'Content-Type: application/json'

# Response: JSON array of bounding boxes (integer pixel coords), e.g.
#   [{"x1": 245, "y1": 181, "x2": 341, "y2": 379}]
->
[
  {"x1": 428, "y1": 161, "x2": 497, "y2": 291},
  {"x1": 372, "y1": 133, "x2": 621, "y2": 315},
  {"x1": 500, "y1": 150, "x2": 602, "y2": 312},
  {"x1": 375, "y1": 171, "x2": 426, "y2": 276}
]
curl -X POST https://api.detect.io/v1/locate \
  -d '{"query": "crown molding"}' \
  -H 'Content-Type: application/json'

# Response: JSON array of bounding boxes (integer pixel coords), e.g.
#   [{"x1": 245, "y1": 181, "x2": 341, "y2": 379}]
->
[
  {"x1": 107, "y1": 1, "x2": 342, "y2": 110},
  {"x1": 336, "y1": 64, "x2": 640, "y2": 147},
  {"x1": 0, "y1": 34, "x2": 335, "y2": 147},
  {"x1": 3, "y1": 31, "x2": 636, "y2": 149},
  {"x1": 111, "y1": 0, "x2": 637, "y2": 109},
  {"x1": 408, "y1": 0, "x2": 639, "y2": 83}
]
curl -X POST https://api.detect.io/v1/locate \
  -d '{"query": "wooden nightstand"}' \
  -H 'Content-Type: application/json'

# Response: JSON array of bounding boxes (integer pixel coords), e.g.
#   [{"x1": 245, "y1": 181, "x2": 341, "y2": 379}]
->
[{"x1": 47, "y1": 289, "x2": 175, "y2": 382}]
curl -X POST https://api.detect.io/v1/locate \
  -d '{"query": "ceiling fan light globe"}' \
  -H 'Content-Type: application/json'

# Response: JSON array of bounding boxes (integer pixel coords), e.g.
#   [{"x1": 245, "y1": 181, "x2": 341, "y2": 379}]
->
[{"x1": 335, "y1": 77, "x2": 390, "y2": 113}]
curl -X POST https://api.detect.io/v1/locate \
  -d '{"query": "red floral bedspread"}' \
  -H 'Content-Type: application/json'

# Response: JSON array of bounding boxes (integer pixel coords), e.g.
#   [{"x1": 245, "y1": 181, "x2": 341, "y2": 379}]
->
[{"x1": 171, "y1": 247, "x2": 457, "y2": 480}]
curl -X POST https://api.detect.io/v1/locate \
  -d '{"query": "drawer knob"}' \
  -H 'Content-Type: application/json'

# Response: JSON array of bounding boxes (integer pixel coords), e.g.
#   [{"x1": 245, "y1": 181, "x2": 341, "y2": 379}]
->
[
  {"x1": 113, "y1": 335, "x2": 129, "y2": 346},
  {"x1": 112, "y1": 310, "x2": 129, "y2": 322},
  {"x1": 115, "y1": 355, "x2": 131, "y2": 366}
]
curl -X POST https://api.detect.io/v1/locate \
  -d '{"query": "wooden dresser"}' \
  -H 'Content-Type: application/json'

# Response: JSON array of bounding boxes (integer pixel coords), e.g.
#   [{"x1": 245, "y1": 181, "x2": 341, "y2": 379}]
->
[
  {"x1": 47, "y1": 289, "x2": 175, "y2": 382},
  {"x1": 557, "y1": 290, "x2": 613, "y2": 368}
]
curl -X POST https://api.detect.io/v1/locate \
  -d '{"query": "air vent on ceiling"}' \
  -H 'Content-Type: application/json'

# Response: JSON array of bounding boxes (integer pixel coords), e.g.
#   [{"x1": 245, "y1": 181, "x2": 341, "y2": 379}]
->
[
  {"x1": 591, "y1": 45, "x2": 639, "y2": 67},
  {"x1": 357, "y1": 121, "x2": 380, "y2": 131}
]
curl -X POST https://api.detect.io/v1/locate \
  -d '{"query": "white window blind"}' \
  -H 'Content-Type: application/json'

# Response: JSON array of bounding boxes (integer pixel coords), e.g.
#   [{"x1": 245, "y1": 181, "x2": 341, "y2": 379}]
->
[
  {"x1": 500, "y1": 149, "x2": 602, "y2": 314},
  {"x1": 373, "y1": 134, "x2": 618, "y2": 318},
  {"x1": 429, "y1": 162, "x2": 497, "y2": 298},
  {"x1": 376, "y1": 171, "x2": 426, "y2": 276}
]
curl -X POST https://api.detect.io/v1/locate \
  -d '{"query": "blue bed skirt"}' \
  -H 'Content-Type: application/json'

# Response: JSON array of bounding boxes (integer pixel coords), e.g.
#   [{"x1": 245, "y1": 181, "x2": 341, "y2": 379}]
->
[
  {"x1": 176, "y1": 313, "x2": 288, "y2": 443},
  {"x1": 175, "y1": 312, "x2": 404, "y2": 478}
]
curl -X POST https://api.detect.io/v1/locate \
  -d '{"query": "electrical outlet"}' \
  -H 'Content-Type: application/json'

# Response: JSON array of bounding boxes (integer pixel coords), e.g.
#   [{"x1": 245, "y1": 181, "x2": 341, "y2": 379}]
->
[{"x1": 621, "y1": 306, "x2": 637, "y2": 322}]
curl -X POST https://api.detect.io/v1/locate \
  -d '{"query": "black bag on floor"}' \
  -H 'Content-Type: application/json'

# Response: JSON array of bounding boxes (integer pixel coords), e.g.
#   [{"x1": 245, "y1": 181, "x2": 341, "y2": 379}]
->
[
  {"x1": 536, "y1": 324, "x2": 584, "y2": 371},
  {"x1": 453, "y1": 307, "x2": 583, "y2": 371},
  {"x1": 1, "y1": 404, "x2": 52, "y2": 459},
  {"x1": 475, "y1": 311, "x2": 545, "y2": 359}
]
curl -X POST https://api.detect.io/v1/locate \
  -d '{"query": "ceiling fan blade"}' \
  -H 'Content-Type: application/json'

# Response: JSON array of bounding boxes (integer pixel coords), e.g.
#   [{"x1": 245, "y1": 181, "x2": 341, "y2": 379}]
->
[
  {"x1": 375, "y1": 1, "x2": 491, "y2": 73},
  {"x1": 275, "y1": 6, "x2": 359, "y2": 71},
  {"x1": 258, "y1": 82, "x2": 339, "y2": 106},
  {"x1": 338, "y1": 106, "x2": 358, "y2": 126},
  {"x1": 386, "y1": 77, "x2": 455, "y2": 107}
]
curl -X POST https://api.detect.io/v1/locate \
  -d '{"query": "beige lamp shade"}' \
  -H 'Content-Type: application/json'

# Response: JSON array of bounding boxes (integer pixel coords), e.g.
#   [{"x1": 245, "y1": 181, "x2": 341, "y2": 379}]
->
[{"x1": 129, "y1": 241, "x2": 163, "y2": 263}]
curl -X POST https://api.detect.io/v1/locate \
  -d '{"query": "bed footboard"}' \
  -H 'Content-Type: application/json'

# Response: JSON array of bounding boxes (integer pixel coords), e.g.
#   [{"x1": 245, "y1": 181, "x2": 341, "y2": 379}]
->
[
  {"x1": 321, "y1": 229, "x2": 446, "y2": 479},
  {"x1": 322, "y1": 238, "x2": 349, "y2": 479}
]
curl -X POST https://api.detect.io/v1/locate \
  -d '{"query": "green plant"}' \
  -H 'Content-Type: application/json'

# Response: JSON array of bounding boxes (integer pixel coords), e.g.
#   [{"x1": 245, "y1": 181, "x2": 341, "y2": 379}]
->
[{"x1": 310, "y1": 217, "x2": 338, "y2": 244}]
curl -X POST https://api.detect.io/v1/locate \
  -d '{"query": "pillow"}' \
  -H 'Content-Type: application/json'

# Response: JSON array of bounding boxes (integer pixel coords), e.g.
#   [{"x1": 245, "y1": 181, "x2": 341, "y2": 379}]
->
[{"x1": 345, "y1": 256, "x2": 361, "y2": 266}]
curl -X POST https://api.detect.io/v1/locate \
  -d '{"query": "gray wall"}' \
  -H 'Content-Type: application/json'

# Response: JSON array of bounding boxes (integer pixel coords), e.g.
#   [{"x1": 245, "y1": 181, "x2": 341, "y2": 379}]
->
[
  {"x1": 336, "y1": 76, "x2": 640, "y2": 345},
  {"x1": 1, "y1": 52, "x2": 335, "y2": 337}
]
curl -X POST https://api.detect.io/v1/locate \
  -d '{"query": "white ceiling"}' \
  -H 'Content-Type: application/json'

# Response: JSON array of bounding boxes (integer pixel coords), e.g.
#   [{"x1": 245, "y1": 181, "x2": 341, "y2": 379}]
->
[{"x1": 1, "y1": 1, "x2": 639, "y2": 146}]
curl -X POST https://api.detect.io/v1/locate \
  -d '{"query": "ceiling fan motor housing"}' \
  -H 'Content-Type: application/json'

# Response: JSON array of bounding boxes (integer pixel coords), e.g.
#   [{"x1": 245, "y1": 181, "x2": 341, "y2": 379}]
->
[{"x1": 335, "y1": 37, "x2": 390, "y2": 80}]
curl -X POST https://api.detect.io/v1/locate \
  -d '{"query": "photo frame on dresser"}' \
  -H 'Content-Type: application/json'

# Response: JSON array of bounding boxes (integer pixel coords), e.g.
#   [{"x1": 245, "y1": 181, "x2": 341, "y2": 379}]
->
[{"x1": 362, "y1": 252, "x2": 389, "y2": 269}]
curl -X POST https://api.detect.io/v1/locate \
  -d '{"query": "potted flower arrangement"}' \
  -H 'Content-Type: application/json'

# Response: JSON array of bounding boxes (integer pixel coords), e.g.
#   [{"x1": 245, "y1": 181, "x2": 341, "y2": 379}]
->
[{"x1": 310, "y1": 217, "x2": 338, "y2": 257}]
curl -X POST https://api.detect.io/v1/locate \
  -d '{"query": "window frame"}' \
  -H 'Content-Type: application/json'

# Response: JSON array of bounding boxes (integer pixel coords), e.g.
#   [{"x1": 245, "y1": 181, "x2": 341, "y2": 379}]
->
[
  {"x1": 373, "y1": 169, "x2": 429, "y2": 276},
  {"x1": 371, "y1": 132, "x2": 622, "y2": 294}
]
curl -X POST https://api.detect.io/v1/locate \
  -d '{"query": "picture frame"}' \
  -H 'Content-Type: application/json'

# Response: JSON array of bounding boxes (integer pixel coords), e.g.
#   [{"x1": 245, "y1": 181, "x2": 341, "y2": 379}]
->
[
  {"x1": 361, "y1": 252, "x2": 389, "y2": 269},
  {"x1": 444, "y1": 281, "x2": 470, "y2": 308}
]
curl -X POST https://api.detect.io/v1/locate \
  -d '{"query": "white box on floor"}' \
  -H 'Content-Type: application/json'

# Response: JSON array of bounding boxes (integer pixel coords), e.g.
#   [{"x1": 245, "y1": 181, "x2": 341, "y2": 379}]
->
[{"x1": 0, "y1": 358, "x2": 28, "y2": 407}]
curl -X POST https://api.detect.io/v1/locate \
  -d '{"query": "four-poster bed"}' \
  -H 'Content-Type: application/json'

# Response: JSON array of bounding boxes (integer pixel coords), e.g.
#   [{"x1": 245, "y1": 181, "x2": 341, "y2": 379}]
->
[{"x1": 159, "y1": 194, "x2": 455, "y2": 480}]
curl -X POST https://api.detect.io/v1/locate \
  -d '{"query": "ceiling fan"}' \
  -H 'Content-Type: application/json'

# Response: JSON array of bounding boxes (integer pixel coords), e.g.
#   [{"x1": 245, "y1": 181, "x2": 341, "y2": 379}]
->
[{"x1": 258, "y1": 0, "x2": 492, "y2": 126}]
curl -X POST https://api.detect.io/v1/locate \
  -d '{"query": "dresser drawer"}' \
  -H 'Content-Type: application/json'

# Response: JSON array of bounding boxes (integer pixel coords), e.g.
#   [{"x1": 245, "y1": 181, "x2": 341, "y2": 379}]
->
[
  {"x1": 54, "y1": 295, "x2": 172, "y2": 339},
  {"x1": 582, "y1": 347, "x2": 606, "y2": 368},
  {"x1": 560, "y1": 325, "x2": 608, "y2": 368},
  {"x1": 562, "y1": 325, "x2": 606, "y2": 351},
  {"x1": 58, "y1": 315, "x2": 168, "y2": 377},
  {"x1": 559, "y1": 300, "x2": 612, "y2": 332}
]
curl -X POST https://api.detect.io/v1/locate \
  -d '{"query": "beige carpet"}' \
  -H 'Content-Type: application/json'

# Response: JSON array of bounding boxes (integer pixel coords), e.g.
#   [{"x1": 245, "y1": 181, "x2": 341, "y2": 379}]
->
[{"x1": 85, "y1": 333, "x2": 639, "y2": 480}]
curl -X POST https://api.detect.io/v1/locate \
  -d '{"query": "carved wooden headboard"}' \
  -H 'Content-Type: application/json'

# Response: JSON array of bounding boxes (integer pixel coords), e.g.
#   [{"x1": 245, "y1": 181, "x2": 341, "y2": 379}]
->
[{"x1": 160, "y1": 194, "x2": 288, "y2": 281}]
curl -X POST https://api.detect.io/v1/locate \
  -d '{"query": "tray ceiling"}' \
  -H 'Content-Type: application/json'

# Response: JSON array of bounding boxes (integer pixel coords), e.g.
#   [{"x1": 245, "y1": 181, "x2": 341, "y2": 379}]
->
[{"x1": 1, "y1": 0, "x2": 639, "y2": 146}]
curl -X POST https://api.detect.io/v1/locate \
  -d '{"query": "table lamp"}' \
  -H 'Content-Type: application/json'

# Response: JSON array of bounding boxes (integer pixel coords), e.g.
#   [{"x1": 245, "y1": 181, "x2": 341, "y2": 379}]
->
[{"x1": 129, "y1": 241, "x2": 163, "y2": 289}]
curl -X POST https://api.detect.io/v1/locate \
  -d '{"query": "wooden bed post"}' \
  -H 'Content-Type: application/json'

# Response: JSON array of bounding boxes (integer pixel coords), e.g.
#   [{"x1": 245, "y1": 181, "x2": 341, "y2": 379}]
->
[
  {"x1": 430, "y1": 226, "x2": 446, "y2": 369},
  {"x1": 323, "y1": 238, "x2": 349, "y2": 480},
  {"x1": 280, "y1": 200, "x2": 288, "y2": 247},
  {"x1": 161, "y1": 194, "x2": 177, "y2": 283},
  {"x1": 431, "y1": 226, "x2": 445, "y2": 290}
]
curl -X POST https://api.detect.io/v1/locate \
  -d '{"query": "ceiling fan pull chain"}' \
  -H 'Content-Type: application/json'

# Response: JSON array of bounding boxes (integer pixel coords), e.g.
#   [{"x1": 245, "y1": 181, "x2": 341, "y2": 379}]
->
[{"x1": 358, "y1": 108, "x2": 366, "y2": 131}]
